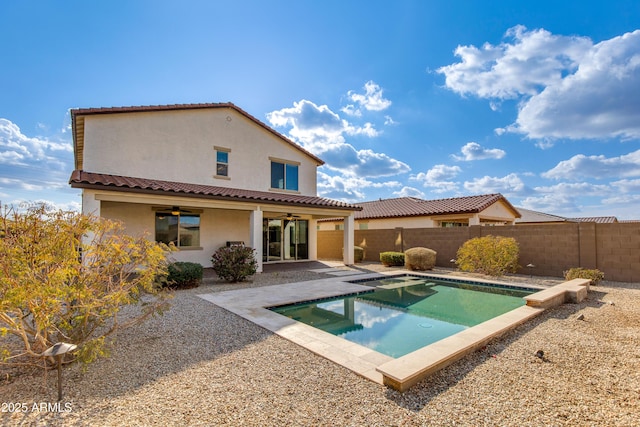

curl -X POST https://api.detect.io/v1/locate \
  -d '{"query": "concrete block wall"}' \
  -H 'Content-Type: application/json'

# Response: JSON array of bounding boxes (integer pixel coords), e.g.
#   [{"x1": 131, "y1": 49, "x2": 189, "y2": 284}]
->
[{"x1": 317, "y1": 222, "x2": 640, "y2": 282}]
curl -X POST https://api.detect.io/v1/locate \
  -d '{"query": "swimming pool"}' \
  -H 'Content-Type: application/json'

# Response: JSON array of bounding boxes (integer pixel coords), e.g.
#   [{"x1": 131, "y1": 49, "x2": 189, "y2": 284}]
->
[{"x1": 269, "y1": 275, "x2": 537, "y2": 358}]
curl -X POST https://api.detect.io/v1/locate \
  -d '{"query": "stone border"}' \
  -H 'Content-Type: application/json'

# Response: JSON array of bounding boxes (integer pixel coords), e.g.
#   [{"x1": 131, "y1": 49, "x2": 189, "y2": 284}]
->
[{"x1": 199, "y1": 271, "x2": 591, "y2": 392}]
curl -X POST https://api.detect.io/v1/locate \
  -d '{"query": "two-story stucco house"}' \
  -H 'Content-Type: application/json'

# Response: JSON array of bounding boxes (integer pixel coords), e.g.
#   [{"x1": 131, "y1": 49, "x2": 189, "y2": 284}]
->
[{"x1": 69, "y1": 103, "x2": 360, "y2": 272}]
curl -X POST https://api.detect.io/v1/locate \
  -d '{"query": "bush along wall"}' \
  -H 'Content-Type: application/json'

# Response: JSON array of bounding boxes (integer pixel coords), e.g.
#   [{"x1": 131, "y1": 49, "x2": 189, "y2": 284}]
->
[
  {"x1": 380, "y1": 251, "x2": 405, "y2": 267},
  {"x1": 167, "y1": 262, "x2": 203, "y2": 289}
]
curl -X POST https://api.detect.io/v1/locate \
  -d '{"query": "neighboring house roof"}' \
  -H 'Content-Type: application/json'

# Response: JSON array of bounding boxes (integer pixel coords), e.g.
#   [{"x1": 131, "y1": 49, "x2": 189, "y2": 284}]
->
[
  {"x1": 69, "y1": 170, "x2": 361, "y2": 211},
  {"x1": 570, "y1": 216, "x2": 619, "y2": 224},
  {"x1": 319, "y1": 194, "x2": 519, "y2": 221},
  {"x1": 70, "y1": 102, "x2": 324, "y2": 170},
  {"x1": 515, "y1": 208, "x2": 570, "y2": 224},
  {"x1": 516, "y1": 208, "x2": 620, "y2": 224}
]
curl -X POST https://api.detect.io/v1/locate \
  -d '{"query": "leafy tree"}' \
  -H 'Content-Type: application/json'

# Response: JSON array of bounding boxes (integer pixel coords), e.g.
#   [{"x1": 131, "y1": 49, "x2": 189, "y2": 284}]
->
[
  {"x1": 0, "y1": 204, "x2": 171, "y2": 369},
  {"x1": 456, "y1": 235, "x2": 519, "y2": 277}
]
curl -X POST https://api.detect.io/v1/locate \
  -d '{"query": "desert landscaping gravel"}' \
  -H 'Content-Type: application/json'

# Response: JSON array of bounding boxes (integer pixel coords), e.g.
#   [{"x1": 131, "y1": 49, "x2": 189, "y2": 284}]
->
[{"x1": 1, "y1": 262, "x2": 639, "y2": 426}]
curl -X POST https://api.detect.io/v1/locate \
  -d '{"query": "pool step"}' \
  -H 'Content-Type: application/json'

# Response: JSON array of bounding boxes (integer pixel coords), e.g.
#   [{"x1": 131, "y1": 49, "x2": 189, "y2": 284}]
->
[
  {"x1": 377, "y1": 279, "x2": 431, "y2": 290},
  {"x1": 523, "y1": 278, "x2": 590, "y2": 308}
]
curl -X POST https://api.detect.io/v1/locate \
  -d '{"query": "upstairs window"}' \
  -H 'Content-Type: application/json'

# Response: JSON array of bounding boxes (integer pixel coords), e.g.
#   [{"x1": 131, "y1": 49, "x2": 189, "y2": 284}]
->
[
  {"x1": 215, "y1": 147, "x2": 230, "y2": 178},
  {"x1": 270, "y1": 159, "x2": 299, "y2": 191}
]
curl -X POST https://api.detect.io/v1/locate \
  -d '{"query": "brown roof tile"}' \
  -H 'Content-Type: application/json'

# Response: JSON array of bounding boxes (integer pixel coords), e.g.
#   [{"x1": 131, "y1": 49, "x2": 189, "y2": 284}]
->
[
  {"x1": 69, "y1": 170, "x2": 360, "y2": 211},
  {"x1": 569, "y1": 216, "x2": 619, "y2": 223},
  {"x1": 348, "y1": 194, "x2": 519, "y2": 220}
]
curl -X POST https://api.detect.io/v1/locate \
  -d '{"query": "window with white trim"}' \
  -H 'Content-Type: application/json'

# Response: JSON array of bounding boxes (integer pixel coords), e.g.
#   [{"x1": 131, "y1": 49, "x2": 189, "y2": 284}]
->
[
  {"x1": 155, "y1": 212, "x2": 201, "y2": 248},
  {"x1": 270, "y1": 159, "x2": 299, "y2": 191},
  {"x1": 215, "y1": 146, "x2": 230, "y2": 178}
]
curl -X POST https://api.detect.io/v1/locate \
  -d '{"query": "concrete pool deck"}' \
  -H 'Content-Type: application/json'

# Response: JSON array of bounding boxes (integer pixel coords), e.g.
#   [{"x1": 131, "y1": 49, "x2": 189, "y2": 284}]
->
[{"x1": 199, "y1": 271, "x2": 590, "y2": 391}]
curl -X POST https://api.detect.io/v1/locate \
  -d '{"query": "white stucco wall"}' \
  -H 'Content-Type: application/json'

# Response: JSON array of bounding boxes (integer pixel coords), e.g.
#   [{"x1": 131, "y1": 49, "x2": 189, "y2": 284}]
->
[
  {"x1": 318, "y1": 216, "x2": 436, "y2": 231},
  {"x1": 81, "y1": 108, "x2": 318, "y2": 196},
  {"x1": 100, "y1": 201, "x2": 251, "y2": 266},
  {"x1": 479, "y1": 201, "x2": 517, "y2": 222}
]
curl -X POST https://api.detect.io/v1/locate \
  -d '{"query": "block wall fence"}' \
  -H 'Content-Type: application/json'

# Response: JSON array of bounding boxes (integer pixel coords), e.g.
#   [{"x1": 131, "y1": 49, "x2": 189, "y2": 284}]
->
[{"x1": 317, "y1": 223, "x2": 640, "y2": 282}]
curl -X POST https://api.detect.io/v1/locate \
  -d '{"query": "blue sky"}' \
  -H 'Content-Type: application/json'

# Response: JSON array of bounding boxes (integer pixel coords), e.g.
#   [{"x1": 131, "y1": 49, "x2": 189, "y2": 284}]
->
[{"x1": 1, "y1": 1, "x2": 640, "y2": 219}]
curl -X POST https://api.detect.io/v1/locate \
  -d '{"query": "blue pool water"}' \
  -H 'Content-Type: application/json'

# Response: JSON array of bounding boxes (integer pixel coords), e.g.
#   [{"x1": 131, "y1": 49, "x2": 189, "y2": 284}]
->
[{"x1": 269, "y1": 275, "x2": 536, "y2": 358}]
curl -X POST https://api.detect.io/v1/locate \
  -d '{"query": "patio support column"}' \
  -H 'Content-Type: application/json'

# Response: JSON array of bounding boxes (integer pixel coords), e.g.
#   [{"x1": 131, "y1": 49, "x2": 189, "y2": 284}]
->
[
  {"x1": 308, "y1": 218, "x2": 318, "y2": 261},
  {"x1": 343, "y1": 213, "x2": 355, "y2": 265},
  {"x1": 250, "y1": 208, "x2": 263, "y2": 273},
  {"x1": 82, "y1": 190, "x2": 101, "y2": 217},
  {"x1": 81, "y1": 190, "x2": 101, "y2": 263}
]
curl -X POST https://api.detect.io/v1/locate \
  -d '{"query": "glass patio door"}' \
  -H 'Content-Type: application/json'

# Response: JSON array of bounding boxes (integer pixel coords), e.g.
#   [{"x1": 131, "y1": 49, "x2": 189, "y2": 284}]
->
[
  {"x1": 263, "y1": 218, "x2": 308, "y2": 262},
  {"x1": 263, "y1": 219, "x2": 282, "y2": 262}
]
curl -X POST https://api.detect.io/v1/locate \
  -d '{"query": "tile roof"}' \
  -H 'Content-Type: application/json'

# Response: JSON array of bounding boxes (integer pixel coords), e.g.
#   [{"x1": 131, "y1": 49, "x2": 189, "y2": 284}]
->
[
  {"x1": 320, "y1": 194, "x2": 518, "y2": 221},
  {"x1": 516, "y1": 208, "x2": 621, "y2": 224},
  {"x1": 570, "y1": 216, "x2": 619, "y2": 224},
  {"x1": 515, "y1": 208, "x2": 570, "y2": 223},
  {"x1": 70, "y1": 102, "x2": 324, "y2": 169},
  {"x1": 69, "y1": 170, "x2": 360, "y2": 211}
]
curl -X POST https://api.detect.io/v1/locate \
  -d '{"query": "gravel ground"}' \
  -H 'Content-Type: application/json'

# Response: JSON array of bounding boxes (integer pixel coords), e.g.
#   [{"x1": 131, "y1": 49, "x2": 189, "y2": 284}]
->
[{"x1": 1, "y1": 262, "x2": 639, "y2": 427}]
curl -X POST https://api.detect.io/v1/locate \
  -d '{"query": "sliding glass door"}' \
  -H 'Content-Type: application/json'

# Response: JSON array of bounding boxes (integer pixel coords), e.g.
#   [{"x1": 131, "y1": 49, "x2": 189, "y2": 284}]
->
[{"x1": 263, "y1": 218, "x2": 308, "y2": 262}]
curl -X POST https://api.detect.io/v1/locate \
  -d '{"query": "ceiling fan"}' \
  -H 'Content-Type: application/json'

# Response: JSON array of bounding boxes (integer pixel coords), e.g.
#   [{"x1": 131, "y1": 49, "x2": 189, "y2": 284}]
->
[
  {"x1": 277, "y1": 213, "x2": 301, "y2": 220},
  {"x1": 170, "y1": 206, "x2": 192, "y2": 215}
]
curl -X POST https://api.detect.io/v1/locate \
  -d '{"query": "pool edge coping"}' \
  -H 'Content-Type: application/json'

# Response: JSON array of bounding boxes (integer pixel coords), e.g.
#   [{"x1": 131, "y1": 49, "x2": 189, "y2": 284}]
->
[{"x1": 198, "y1": 271, "x2": 589, "y2": 392}]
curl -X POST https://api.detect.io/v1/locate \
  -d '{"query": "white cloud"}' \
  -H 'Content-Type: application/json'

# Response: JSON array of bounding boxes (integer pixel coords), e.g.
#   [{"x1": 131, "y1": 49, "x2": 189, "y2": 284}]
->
[
  {"x1": 0, "y1": 118, "x2": 72, "y2": 166},
  {"x1": 410, "y1": 164, "x2": 461, "y2": 193},
  {"x1": 438, "y1": 25, "x2": 590, "y2": 99},
  {"x1": 513, "y1": 30, "x2": 640, "y2": 140},
  {"x1": 346, "y1": 80, "x2": 392, "y2": 113},
  {"x1": 340, "y1": 104, "x2": 362, "y2": 117},
  {"x1": 517, "y1": 193, "x2": 581, "y2": 213},
  {"x1": 316, "y1": 171, "x2": 401, "y2": 201},
  {"x1": 393, "y1": 186, "x2": 425, "y2": 198},
  {"x1": 610, "y1": 178, "x2": 640, "y2": 194},
  {"x1": 534, "y1": 181, "x2": 611, "y2": 196},
  {"x1": 0, "y1": 119, "x2": 74, "y2": 206},
  {"x1": 439, "y1": 26, "x2": 640, "y2": 141},
  {"x1": 452, "y1": 142, "x2": 506, "y2": 161},
  {"x1": 542, "y1": 149, "x2": 640, "y2": 180},
  {"x1": 267, "y1": 100, "x2": 409, "y2": 179},
  {"x1": 345, "y1": 122, "x2": 380, "y2": 138},
  {"x1": 463, "y1": 173, "x2": 528, "y2": 196},
  {"x1": 267, "y1": 100, "x2": 346, "y2": 145},
  {"x1": 519, "y1": 181, "x2": 613, "y2": 214}
]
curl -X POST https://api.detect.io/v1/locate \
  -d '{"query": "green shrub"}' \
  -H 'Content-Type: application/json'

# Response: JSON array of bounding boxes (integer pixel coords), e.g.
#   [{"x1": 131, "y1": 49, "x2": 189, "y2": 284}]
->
[
  {"x1": 167, "y1": 262, "x2": 203, "y2": 289},
  {"x1": 456, "y1": 235, "x2": 519, "y2": 277},
  {"x1": 354, "y1": 246, "x2": 364, "y2": 263},
  {"x1": 211, "y1": 245, "x2": 258, "y2": 282},
  {"x1": 564, "y1": 267, "x2": 604, "y2": 285},
  {"x1": 380, "y1": 251, "x2": 405, "y2": 267},
  {"x1": 405, "y1": 247, "x2": 437, "y2": 271}
]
